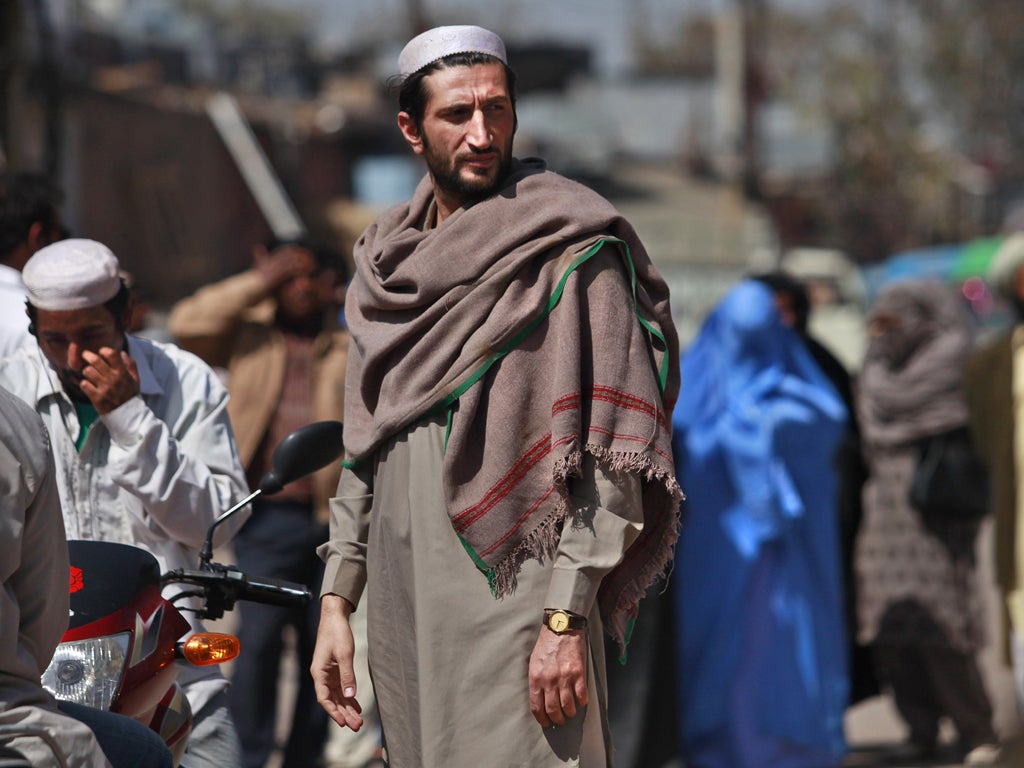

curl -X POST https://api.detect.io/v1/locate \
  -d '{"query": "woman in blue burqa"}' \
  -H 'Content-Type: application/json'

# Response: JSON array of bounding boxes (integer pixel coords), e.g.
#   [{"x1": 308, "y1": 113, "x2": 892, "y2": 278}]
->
[{"x1": 671, "y1": 280, "x2": 849, "y2": 768}]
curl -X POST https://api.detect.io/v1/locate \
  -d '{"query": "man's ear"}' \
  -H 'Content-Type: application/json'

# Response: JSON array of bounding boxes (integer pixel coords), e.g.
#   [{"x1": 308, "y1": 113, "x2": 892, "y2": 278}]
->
[
  {"x1": 118, "y1": 293, "x2": 137, "y2": 334},
  {"x1": 397, "y1": 112, "x2": 424, "y2": 155},
  {"x1": 26, "y1": 221, "x2": 48, "y2": 252}
]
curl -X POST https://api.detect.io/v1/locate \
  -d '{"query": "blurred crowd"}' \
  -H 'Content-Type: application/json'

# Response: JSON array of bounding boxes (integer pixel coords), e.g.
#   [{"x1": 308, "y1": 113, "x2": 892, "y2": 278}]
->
[
  {"x1": 652, "y1": 243, "x2": 1024, "y2": 767},
  {"x1": 5, "y1": 144, "x2": 1024, "y2": 768}
]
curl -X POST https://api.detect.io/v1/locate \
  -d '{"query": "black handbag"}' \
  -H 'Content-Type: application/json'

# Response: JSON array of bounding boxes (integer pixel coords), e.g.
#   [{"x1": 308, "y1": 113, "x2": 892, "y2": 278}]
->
[{"x1": 908, "y1": 426, "x2": 990, "y2": 522}]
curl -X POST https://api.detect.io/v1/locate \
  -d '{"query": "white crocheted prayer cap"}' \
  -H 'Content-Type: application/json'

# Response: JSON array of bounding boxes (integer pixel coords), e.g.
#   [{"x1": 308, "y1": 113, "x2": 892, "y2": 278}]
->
[
  {"x1": 398, "y1": 25, "x2": 507, "y2": 79},
  {"x1": 24, "y1": 238, "x2": 122, "y2": 311}
]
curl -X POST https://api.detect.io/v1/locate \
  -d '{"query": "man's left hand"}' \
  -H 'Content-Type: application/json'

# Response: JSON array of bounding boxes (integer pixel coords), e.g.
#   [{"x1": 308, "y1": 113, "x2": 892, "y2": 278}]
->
[
  {"x1": 528, "y1": 626, "x2": 588, "y2": 728},
  {"x1": 80, "y1": 348, "x2": 140, "y2": 414}
]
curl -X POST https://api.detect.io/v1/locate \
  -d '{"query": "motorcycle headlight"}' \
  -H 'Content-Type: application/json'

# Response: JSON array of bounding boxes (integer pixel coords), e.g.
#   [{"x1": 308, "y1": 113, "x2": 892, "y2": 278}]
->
[{"x1": 41, "y1": 633, "x2": 130, "y2": 709}]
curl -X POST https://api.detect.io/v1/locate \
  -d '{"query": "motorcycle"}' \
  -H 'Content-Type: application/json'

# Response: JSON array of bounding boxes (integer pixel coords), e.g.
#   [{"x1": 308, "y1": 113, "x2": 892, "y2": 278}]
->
[{"x1": 36, "y1": 420, "x2": 345, "y2": 766}]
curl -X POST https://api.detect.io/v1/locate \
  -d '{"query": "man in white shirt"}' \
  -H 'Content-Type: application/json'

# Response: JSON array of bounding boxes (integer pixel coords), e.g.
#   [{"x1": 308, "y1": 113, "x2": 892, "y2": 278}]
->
[
  {"x1": 0, "y1": 238, "x2": 250, "y2": 768},
  {"x1": 0, "y1": 172, "x2": 66, "y2": 356}
]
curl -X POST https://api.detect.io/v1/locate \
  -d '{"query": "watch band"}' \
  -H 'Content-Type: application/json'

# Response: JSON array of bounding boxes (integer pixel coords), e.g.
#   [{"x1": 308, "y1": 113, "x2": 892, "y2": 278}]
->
[{"x1": 543, "y1": 608, "x2": 587, "y2": 634}]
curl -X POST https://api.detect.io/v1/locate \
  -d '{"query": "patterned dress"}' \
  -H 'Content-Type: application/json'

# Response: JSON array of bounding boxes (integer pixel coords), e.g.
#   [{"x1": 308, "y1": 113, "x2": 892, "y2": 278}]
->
[{"x1": 855, "y1": 443, "x2": 984, "y2": 653}]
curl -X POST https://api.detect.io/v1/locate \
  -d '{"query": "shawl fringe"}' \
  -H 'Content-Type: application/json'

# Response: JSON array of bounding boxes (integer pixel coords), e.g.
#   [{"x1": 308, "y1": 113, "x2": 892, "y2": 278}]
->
[
  {"x1": 490, "y1": 498, "x2": 569, "y2": 598},
  {"x1": 492, "y1": 443, "x2": 684, "y2": 650}
]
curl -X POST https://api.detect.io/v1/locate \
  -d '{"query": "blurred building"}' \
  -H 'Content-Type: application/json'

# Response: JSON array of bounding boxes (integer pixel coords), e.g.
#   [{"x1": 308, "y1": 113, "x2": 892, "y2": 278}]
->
[{"x1": 2, "y1": 0, "x2": 779, "y2": 328}]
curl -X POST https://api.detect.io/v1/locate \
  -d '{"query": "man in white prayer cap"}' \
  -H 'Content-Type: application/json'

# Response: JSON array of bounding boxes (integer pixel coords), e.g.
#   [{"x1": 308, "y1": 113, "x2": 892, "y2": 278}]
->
[
  {"x1": 310, "y1": 24, "x2": 682, "y2": 767},
  {"x1": 0, "y1": 238, "x2": 250, "y2": 768}
]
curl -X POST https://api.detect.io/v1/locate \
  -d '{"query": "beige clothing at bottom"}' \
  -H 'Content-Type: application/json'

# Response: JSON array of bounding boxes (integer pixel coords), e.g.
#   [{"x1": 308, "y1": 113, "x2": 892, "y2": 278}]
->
[
  {"x1": 0, "y1": 687, "x2": 112, "y2": 768},
  {"x1": 322, "y1": 415, "x2": 646, "y2": 767},
  {"x1": 0, "y1": 385, "x2": 111, "y2": 768}
]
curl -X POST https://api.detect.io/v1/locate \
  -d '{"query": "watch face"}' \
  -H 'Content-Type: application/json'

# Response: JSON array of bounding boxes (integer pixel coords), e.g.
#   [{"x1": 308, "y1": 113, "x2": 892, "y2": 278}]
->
[{"x1": 549, "y1": 611, "x2": 570, "y2": 633}]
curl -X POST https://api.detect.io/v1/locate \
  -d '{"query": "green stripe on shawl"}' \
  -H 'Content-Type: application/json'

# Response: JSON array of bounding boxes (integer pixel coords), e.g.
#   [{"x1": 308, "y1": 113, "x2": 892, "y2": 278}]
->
[
  {"x1": 440, "y1": 235, "x2": 668, "y2": 574},
  {"x1": 340, "y1": 235, "x2": 661, "y2": 471}
]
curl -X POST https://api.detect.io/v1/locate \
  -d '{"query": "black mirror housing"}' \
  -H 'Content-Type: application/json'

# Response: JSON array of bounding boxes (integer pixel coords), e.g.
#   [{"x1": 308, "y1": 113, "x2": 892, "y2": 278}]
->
[{"x1": 258, "y1": 420, "x2": 345, "y2": 495}]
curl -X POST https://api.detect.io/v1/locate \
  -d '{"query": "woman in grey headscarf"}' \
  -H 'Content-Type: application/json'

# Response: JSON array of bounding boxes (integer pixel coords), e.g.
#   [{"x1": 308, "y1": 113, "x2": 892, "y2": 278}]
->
[{"x1": 856, "y1": 279, "x2": 999, "y2": 763}]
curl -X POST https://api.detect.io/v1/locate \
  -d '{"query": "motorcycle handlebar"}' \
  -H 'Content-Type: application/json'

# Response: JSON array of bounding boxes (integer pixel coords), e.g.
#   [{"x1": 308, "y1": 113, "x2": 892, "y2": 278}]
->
[
  {"x1": 235, "y1": 574, "x2": 312, "y2": 607},
  {"x1": 163, "y1": 567, "x2": 311, "y2": 619}
]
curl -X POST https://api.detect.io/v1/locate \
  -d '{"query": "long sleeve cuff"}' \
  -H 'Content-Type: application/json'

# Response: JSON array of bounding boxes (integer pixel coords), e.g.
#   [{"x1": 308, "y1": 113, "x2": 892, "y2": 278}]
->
[
  {"x1": 543, "y1": 454, "x2": 644, "y2": 617},
  {"x1": 317, "y1": 466, "x2": 373, "y2": 609},
  {"x1": 100, "y1": 396, "x2": 150, "y2": 447},
  {"x1": 318, "y1": 548, "x2": 367, "y2": 609},
  {"x1": 545, "y1": 564, "x2": 601, "y2": 616}
]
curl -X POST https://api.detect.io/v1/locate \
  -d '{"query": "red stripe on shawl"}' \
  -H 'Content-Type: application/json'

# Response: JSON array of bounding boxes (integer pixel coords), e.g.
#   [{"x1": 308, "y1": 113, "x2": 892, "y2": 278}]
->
[
  {"x1": 478, "y1": 486, "x2": 558, "y2": 557},
  {"x1": 552, "y1": 392, "x2": 581, "y2": 415},
  {"x1": 587, "y1": 425, "x2": 674, "y2": 464},
  {"x1": 455, "y1": 386, "x2": 669, "y2": 543},
  {"x1": 553, "y1": 387, "x2": 667, "y2": 430},
  {"x1": 590, "y1": 385, "x2": 668, "y2": 429},
  {"x1": 452, "y1": 433, "x2": 554, "y2": 530}
]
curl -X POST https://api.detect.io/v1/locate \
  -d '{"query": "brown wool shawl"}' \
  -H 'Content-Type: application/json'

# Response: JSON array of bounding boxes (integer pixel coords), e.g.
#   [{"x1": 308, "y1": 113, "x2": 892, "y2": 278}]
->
[{"x1": 344, "y1": 158, "x2": 682, "y2": 647}]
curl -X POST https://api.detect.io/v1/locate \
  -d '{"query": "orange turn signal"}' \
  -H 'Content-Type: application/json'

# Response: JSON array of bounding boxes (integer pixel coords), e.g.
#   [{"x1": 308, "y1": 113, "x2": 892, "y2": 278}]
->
[{"x1": 180, "y1": 633, "x2": 240, "y2": 666}]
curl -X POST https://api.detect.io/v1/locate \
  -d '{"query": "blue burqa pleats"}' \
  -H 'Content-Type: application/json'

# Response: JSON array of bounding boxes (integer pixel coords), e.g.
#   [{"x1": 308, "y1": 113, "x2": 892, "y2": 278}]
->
[{"x1": 671, "y1": 281, "x2": 849, "y2": 768}]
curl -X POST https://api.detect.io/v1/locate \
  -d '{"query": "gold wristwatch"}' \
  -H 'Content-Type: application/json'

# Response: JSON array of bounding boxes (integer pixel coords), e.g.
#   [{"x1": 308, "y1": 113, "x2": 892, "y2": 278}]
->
[{"x1": 543, "y1": 608, "x2": 587, "y2": 634}]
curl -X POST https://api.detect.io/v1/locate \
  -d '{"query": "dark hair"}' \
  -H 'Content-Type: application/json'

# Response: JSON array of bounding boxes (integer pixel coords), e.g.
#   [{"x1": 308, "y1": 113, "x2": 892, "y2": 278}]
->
[
  {"x1": 750, "y1": 271, "x2": 811, "y2": 334},
  {"x1": 27, "y1": 281, "x2": 132, "y2": 334},
  {"x1": 393, "y1": 52, "x2": 517, "y2": 134},
  {"x1": 0, "y1": 173, "x2": 64, "y2": 262},
  {"x1": 265, "y1": 237, "x2": 350, "y2": 283}
]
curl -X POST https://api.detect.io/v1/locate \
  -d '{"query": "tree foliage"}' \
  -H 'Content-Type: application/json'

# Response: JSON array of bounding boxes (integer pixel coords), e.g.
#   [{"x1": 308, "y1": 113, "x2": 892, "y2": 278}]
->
[{"x1": 765, "y1": 0, "x2": 1024, "y2": 262}]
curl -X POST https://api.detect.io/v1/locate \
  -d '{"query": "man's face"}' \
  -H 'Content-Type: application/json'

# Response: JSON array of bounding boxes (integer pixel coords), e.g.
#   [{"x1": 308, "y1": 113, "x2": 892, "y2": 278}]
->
[
  {"x1": 773, "y1": 293, "x2": 797, "y2": 329},
  {"x1": 275, "y1": 247, "x2": 337, "y2": 324},
  {"x1": 399, "y1": 62, "x2": 515, "y2": 212},
  {"x1": 34, "y1": 305, "x2": 124, "y2": 401}
]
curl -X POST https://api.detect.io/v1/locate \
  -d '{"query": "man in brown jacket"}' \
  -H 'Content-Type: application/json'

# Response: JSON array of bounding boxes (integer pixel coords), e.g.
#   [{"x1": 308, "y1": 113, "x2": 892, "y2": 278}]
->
[{"x1": 169, "y1": 238, "x2": 349, "y2": 768}]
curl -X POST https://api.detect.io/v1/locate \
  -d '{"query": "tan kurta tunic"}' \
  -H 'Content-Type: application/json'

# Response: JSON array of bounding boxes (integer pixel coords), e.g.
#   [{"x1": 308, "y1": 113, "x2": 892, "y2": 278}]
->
[{"x1": 322, "y1": 415, "x2": 645, "y2": 767}]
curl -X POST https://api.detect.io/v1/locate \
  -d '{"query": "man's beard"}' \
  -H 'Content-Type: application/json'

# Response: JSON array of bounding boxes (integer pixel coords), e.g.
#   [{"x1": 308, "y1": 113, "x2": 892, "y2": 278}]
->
[
  {"x1": 423, "y1": 138, "x2": 512, "y2": 208},
  {"x1": 57, "y1": 368, "x2": 90, "y2": 403}
]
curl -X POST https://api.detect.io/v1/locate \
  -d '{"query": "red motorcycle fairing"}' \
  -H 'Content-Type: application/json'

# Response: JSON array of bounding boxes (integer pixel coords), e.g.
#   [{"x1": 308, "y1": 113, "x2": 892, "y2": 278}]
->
[
  {"x1": 63, "y1": 540, "x2": 163, "y2": 632},
  {"x1": 152, "y1": 683, "x2": 193, "y2": 766},
  {"x1": 60, "y1": 541, "x2": 191, "y2": 720}
]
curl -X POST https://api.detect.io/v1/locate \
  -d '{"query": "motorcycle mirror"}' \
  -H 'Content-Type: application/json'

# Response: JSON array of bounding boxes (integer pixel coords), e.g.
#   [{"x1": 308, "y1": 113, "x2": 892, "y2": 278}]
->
[
  {"x1": 258, "y1": 420, "x2": 345, "y2": 495},
  {"x1": 199, "y1": 420, "x2": 344, "y2": 568}
]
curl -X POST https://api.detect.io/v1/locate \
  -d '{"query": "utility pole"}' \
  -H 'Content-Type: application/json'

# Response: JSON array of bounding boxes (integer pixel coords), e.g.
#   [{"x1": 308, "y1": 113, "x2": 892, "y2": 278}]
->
[
  {"x1": 0, "y1": 0, "x2": 63, "y2": 175},
  {"x1": 0, "y1": 0, "x2": 26, "y2": 167},
  {"x1": 403, "y1": 0, "x2": 428, "y2": 37},
  {"x1": 31, "y1": 0, "x2": 62, "y2": 178},
  {"x1": 740, "y1": 0, "x2": 766, "y2": 201}
]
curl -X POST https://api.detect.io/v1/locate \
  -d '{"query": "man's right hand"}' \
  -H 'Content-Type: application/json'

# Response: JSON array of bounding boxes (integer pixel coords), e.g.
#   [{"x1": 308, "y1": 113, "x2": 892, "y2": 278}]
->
[
  {"x1": 311, "y1": 594, "x2": 364, "y2": 731},
  {"x1": 253, "y1": 244, "x2": 316, "y2": 291}
]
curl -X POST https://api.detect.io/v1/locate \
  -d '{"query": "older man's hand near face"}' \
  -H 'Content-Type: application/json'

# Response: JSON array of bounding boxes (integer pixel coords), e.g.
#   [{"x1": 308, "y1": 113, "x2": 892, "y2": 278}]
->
[
  {"x1": 253, "y1": 244, "x2": 316, "y2": 291},
  {"x1": 80, "y1": 347, "x2": 140, "y2": 414}
]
